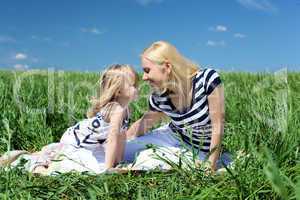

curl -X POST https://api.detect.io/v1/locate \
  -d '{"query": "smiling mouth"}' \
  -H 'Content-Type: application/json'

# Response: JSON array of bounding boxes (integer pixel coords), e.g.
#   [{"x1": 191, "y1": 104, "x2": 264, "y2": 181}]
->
[{"x1": 149, "y1": 81, "x2": 155, "y2": 86}]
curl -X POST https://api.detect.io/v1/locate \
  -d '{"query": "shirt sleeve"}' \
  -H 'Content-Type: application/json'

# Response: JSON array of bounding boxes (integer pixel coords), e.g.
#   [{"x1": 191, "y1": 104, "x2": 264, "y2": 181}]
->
[
  {"x1": 148, "y1": 94, "x2": 162, "y2": 112},
  {"x1": 203, "y1": 68, "x2": 222, "y2": 96}
]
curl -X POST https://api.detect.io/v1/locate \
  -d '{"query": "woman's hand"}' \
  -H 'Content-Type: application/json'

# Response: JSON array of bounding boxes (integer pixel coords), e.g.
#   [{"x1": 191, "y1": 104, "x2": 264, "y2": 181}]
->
[
  {"x1": 126, "y1": 111, "x2": 165, "y2": 140},
  {"x1": 207, "y1": 84, "x2": 225, "y2": 173},
  {"x1": 195, "y1": 159, "x2": 215, "y2": 174}
]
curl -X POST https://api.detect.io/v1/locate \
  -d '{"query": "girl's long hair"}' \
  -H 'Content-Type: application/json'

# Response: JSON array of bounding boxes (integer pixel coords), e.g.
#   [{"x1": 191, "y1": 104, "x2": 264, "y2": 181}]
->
[
  {"x1": 86, "y1": 64, "x2": 138, "y2": 119},
  {"x1": 142, "y1": 41, "x2": 199, "y2": 110}
]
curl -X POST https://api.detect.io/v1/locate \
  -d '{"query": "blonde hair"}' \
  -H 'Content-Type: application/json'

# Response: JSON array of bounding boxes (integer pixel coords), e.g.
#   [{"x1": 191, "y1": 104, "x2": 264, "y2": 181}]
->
[
  {"x1": 142, "y1": 41, "x2": 199, "y2": 109},
  {"x1": 86, "y1": 64, "x2": 138, "y2": 118}
]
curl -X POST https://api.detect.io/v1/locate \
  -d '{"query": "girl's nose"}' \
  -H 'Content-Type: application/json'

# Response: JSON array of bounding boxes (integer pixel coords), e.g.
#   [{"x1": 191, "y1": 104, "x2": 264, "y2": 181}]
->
[{"x1": 134, "y1": 89, "x2": 138, "y2": 98}]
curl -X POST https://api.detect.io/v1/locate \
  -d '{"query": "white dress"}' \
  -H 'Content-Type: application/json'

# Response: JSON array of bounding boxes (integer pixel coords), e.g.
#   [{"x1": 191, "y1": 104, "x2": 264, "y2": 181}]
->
[{"x1": 10, "y1": 111, "x2": 129, "y2": 175}]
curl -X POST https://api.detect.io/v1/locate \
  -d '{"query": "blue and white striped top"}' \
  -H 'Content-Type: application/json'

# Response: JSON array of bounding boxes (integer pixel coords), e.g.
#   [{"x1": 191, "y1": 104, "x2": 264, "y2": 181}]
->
[{"x1": 148, "y1": 68, "x2": 222, "y2": 152}]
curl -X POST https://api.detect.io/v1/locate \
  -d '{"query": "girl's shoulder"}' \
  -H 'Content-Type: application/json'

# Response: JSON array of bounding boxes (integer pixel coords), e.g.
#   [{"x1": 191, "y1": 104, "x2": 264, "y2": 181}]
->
[
  {"x1": 98, "y1": 102, "x2": 127, "y2": 123},
  {"x1": 67, "y1": 114, "x2": 109, "y2": 135}
]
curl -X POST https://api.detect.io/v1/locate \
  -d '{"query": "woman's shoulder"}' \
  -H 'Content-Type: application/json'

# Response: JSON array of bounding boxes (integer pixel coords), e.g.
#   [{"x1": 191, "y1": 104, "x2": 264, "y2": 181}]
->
[
  {"x1": 196, "y1": 67, "x2": 219, "y2": 77},
  {"x1": 194, "y1": 68, "x2": 221, "y2": 84}
]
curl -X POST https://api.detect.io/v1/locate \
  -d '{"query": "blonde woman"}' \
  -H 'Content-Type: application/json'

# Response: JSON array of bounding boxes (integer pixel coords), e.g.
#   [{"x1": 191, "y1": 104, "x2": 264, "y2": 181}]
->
[
  {"x1": 1, "y1": 64, "x2": 139, "y2": 174},
  {"x1": 125, "y1": 41, "x2": 231, "y2": 172}
]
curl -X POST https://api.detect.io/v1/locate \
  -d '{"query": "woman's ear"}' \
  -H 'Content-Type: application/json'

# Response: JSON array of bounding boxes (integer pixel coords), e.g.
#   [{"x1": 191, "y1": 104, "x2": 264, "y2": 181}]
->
[
  {"x1": 118, "y1": 90, "x2": 122, "y2": 96},
  {"x1": 114, "y1": 90, "x2": 121, "y2": 98},
  {"x1": 165, "y1": 62, "x2": 172, "y2": 75}
]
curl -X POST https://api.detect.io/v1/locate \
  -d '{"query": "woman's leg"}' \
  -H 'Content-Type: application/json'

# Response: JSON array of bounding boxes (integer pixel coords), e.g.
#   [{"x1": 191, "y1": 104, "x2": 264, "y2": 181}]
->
[
  {"x1": 216, "y1": 152, "x2": 232, "y2": 169},
  {"x1": 116, "y1": 131, "x2": 126, "y2": 164},
  {"x1": 124, "y1": 124, "x2": 180, "y2": 162}
]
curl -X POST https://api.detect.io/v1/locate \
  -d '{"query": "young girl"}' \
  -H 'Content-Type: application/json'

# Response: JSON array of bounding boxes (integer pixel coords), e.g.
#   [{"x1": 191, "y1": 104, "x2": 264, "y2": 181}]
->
[
  {"x1": 60, "y1": 64, "x2": 138, "y2": 169},
  {"x1": 0, "y1": 64, "x2": 139, "y2": 174}
]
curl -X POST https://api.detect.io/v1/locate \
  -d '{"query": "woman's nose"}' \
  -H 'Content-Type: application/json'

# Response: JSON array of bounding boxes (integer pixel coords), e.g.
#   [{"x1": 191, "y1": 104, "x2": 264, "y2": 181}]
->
[{"x1": 142, "y1": 73, "x2": 148, "y2": 81}]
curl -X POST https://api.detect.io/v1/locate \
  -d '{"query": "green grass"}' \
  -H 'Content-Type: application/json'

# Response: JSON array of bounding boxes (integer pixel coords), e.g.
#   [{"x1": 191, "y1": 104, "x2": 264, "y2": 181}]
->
[{"x1": 0, "y1": 69, "x2": 299, "y2": 199}]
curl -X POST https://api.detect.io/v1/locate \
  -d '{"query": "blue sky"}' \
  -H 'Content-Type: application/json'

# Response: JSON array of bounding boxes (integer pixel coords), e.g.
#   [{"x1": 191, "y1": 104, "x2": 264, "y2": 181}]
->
[{"x1": 0, "y1": 0, "x2": 299, "y2": 72}]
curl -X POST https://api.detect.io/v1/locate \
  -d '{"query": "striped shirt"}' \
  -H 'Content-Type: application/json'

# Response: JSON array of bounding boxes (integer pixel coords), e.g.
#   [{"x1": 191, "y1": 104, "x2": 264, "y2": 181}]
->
[{"x1": 148, "y1": 68, "x2": 222, "y2": 152}]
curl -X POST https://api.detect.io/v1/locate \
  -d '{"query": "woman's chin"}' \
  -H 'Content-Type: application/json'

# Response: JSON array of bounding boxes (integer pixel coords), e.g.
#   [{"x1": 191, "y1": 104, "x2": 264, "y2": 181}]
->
[
  {"x1": 151, "y1": 86, "x2": 164, "y2": 94},
  {"x1": 149, "y1": 82, "x2": 155, "y2": 87}
]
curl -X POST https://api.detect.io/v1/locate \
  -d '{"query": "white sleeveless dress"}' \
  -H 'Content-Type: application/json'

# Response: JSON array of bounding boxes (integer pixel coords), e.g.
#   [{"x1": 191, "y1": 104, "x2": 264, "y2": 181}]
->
[{"x1": 10, "y1": 111, "x2": 129, "y2": 175}]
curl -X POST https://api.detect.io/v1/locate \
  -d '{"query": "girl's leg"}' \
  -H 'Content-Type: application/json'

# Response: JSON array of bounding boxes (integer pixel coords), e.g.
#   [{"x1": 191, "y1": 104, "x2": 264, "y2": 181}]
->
[
  {"x1": 0, "y1": 150, "x2": 29, "y2": 166},
  {"x1": 124, "y1": 124, "x2": 180, "y2": 162}
]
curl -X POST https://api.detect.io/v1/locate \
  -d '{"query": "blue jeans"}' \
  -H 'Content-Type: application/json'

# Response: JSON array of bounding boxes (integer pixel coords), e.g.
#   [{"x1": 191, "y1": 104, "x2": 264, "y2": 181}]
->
[{"x1": 124, "y1": 124, "x2": 232, "y2": 169}]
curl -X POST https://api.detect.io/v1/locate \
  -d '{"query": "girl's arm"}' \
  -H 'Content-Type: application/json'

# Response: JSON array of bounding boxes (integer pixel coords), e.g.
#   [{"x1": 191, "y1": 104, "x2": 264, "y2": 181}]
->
[
  {"x1": 126, "y1": 111, "x2": 166, "y2": 140},
  {"x1": 105, "y1": 104, "x2": 127, "y2": 169},
  {"x1": 207, "y1": 85, "x2": 225, "y2": 171}
]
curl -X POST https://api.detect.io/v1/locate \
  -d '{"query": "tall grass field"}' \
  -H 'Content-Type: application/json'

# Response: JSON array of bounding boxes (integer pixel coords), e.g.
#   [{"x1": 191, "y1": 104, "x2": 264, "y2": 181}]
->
[{"x1": 0, "y1": 69, "x2": 299, "y2": 199}]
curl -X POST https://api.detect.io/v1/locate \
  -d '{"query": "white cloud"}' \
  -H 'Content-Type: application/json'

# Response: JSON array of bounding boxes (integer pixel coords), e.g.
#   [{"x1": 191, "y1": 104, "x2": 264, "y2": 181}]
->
[
  {"x1": 209, "y1": 25, "x2": 228, "y2": 32},
  {"x1": 44, "y1": 37, "x2": 52, "y2": 42},
  {"x1": 136, "y1": 0, "x2": 164, "y2": 6},
  {"x1": 31, "y1": 35, "x2": 53, "y2": 42},
  {"x1": 216, "y1": 25, "x2": 227, "y2": 32},
  {"x1": 206, "y1": 40, "x2": 226, "y2": 47},
  {"x1": 207, "y1": 40, "x2": 216, "y2": 46},
  {"x1": 15, "y1": 53, "x2": 27, "y2": 60},
  {"x1": 81, "y1": 27, "x2": 106, "y2": 35},
  {"x1": 14, "y1": 64, "x2": 29, "y2": 70},
  {"x1": 236, "y1": 0, "x2": 278, "y2": 13},
  {"x1": 234, "y1": 33, "x2": 246, "y2": 38},
  {"x1": 0, "y1": 35, "x2": 16, "y2": 43},
  {"x1": 91, "y1": 28, "x2": 101, "y2": 34}
]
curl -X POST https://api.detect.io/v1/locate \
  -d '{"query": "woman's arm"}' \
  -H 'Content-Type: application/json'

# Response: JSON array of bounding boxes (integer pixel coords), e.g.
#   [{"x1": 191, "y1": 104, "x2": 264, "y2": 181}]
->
[
  {"x1": 105, "y1": 104, "x2": 127, "y2": 169},
  {"x1": 126, "y1": 111, "x2": 166, "y2": 140},
  {"x1": 207, "y1": 84, "x2": 225, "y2": 171}
]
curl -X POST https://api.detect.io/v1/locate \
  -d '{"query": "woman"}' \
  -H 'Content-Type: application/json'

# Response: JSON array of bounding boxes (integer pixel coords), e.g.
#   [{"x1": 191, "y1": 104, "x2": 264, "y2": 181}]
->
[{"x1": 125, "y1": 41, "x2": 231, "y2": 171}]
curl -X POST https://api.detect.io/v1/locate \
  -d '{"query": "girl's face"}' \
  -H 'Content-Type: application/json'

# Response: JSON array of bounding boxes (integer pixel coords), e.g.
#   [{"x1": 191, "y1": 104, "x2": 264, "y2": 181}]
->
[
  {"x1": 141, "y1": 57, "x2": 170, "y2": 91},
  {"x1": 118, "y1": 69, "x2": 138, "y2": 102}
]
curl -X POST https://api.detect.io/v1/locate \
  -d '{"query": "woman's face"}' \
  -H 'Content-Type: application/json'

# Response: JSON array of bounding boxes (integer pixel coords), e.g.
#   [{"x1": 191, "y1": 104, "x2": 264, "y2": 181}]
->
[{"x1": 141, "y1": 57, "x2": 170, "y2": 91}]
